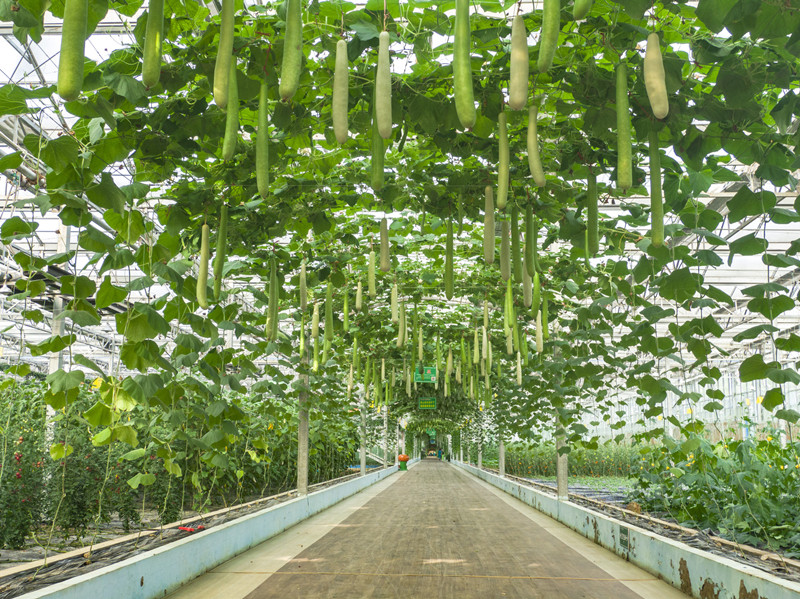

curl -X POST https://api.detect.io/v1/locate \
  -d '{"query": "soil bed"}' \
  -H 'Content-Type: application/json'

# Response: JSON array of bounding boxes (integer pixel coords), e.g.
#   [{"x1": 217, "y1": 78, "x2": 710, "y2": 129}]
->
[
  {"x1": 477, "y1": 466, "x2": 800, "y2": 584},
  {"x1": 0, "y1": 468, "x2": 384, "y2": 599}
]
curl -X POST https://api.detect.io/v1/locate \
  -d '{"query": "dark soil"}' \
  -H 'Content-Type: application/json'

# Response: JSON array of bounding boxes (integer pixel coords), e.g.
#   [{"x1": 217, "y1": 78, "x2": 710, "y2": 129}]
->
[{"x1": 0, "y1": 468, "x2": 386, "y2": 599}]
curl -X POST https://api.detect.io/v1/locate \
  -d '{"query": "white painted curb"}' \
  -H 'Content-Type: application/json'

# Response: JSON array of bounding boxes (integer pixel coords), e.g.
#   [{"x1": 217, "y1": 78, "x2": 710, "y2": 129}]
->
[
  {"x1": 455, "y1": 461, "x2": 800, "y2": 599},
  {"x1": 18, "y1": 465, "x2": 403, "y2": 599}
]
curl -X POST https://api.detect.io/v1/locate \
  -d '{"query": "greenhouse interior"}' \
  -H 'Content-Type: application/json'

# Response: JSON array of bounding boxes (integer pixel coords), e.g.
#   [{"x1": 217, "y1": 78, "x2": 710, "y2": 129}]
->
[{"x1": 0, "y1": 0, "x2": 799, "y2": 596}]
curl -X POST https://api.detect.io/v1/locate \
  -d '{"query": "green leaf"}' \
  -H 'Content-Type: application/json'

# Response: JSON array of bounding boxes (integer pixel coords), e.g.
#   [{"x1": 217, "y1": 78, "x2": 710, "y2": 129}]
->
[
  {"x1": 24, "y1": 134, "x2": 80, "y2": 174},
  {"x1": 127, "y1": 472, "x2": 156, "y2": 489},
  {"x1": 0, "y1": 151, "x2": 23, "y2": 171},
  {"x1": 46, "y1": 368, "x2": 85, "y2": 393},
  {"x1": 84, "y1": 401, "x2": 113, "y2": 427},
  {"x1": 761, "y1": 388, "x2": 784, "y2": 411},
  {"x1": 1, "y1": 216, "x2": 38, "y2": 241},
  {"x1": 121, "y1": 448, "x2": 146, "y2": 461},
  {"x1": 775, "y1": 409, "x2": 800, "y2": 423},
  {"x1": 113, "y1": 424, "x2": 139, "y2": 446},
  {"x1": 659, "y1": 268, "x2": 699, "y2": 303},
  {"x1": 97, "y1": 275, "x2": 128, "y2": 309},
  {"x1": 49, "y1": 443, "x2": 74, "y2": 460},
  {"x1": 728, "y1": 234, "x2": 768, "y2": 265},
  {"x1": 86, "y1": 172, "x2": 126, "y2": 213},
  {"x1": 747, "y1": 295, "x2": 794, "y2": 321},
  {"x1": 727, "y1": 187, "x2": 775, "y2": 223},
  {"x1": 695, "y1": 0, "x2": 738, "y2": 32},
  {"x1": 739, "y1": 354, "x2": 769, "y2": 382}
]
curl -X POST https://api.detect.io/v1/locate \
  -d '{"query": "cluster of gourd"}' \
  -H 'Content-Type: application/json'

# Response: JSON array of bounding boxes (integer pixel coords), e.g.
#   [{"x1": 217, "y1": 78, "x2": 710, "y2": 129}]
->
[{"x1": 56, "y1": 0, "x2": 671, "y2": 405}]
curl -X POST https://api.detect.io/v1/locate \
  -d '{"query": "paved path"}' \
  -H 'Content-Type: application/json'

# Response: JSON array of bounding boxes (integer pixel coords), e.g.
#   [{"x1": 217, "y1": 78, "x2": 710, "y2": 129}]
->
[{"x1": 168, "y1": 460, "x2": 686, "y2": 599}]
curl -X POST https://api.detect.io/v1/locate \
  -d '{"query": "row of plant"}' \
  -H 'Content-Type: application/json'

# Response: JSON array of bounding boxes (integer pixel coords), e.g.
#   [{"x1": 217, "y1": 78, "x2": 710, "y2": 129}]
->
[
  {"x1": 632, "y1": 429, "x2": 800, "y2": 556},
  {"x1": 0, "y1": 376, "x2": 363, "y2": 550}
]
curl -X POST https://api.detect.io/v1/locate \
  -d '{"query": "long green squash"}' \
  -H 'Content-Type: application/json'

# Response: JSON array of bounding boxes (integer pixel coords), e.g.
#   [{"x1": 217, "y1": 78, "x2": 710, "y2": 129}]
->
[
  {"x1": 649, "y1": 126, "x2": 664, "y2": 247},
  {"x1": 445, "y1": 219, "x2": 454, "y2": 299},
  {"x1": 511, "y1": 206, "x2": 522, "y2": 283},
  {"x1": 538, "y1": 0, "x2": 560, "y2": 73},
  {"x1": 368, "y1": 250, "x2": 376, "y2": 297},
  {"x1": 299, "y1": 258, "x2": 307, "y2": 311},
  {"x1": 279, "y1": 0, "x2": 302, "y2": 101},
  {"x1": 213, "y1": 0, "x2": 234, "y2": 109},
  {"x1": 325, "y1": 281, "x2": 334, "y2": 342},
  {"x1": 587, "y1": 172, "x2": 599, "y2": 255},
  {"x1": 525, "y1": 205, "x2": 535, "y2": 277},
  {"x1": 497, "y1": 111, "x2": 509, "y2": 210},
  {"x1": 508, "y1": 15, "x2": 528, "y2": 111},
  {"x1": 332, "y1": 39, "x2": 349, "y2": 143},
  {"x1": 500, "y1": 220, "x2": 510, "y2": 281},
  {"x1": 267, "y1": 259, "x2": 280, "y2": 341},
  {"x1": 213, "y1": 204, "x2": 228, "y2": 301},
  {"x1": 58, "y1": 0, "x2": 88, "y2": 101},
  {"x1": 484, "y1": 186, "x2": 495, "y2": 264},
  {"x1": 343, "y1": 284, "x2": 350, "y2": 331},
  {"x1": 644, "y1": 32, "x2": 669, "y2": 120},
  {"x1": 616, "y1": 61, "x2": 632, "y2": 191},
  {"x1": 453, "y1": 0, "x2": 476, "y2": 129},
  {"x1": 375, "y1": 31, "x2": 392, "y2": 139},
  {"x1": 527, "y1": 104, "x2": 546, "y2": 187},
  {"x1": 142, "y1": 0, "x2": 164, "y2": 89},
  {"x1": 197, "y1": 224, "x2": 210, "y2": 309},
  {"x1": 371, "y1": 76, "x2": 385, "y2": 191},
  {"x1": 573, "y1": 0, "x2": 592, "y2": 19},
  {"x1": 256, "y1": 79, "x2": 270, "y2": 198},
  {"x1": 221, "y1": 60, "x2": 239, "y2": 162},
  {"x1": 380, "y1": 217, "x2": 390, "y2": 272}
]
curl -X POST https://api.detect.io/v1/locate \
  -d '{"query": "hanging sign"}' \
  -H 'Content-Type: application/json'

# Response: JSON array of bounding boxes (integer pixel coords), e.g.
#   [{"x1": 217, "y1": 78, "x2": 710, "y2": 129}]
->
[
  {"x1": 418, "y1": 397, "x2": 436, "y2": 410},
  {"x1": 413, "y1": 366, "x2": 437, "y2": 383}
]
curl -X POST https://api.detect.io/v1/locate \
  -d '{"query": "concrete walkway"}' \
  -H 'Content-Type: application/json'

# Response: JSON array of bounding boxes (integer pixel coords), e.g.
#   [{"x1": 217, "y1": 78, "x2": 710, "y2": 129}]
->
[{"x1": 167, "y1": 460, "x2": 686, "y2": 599}]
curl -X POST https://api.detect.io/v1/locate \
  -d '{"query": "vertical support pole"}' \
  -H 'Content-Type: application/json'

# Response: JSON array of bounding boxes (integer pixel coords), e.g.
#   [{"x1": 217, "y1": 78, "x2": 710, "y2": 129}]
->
[
  {"x1": 359, "y1": 393, "x2": 367, "y2": 476},
  {"x1": 382, "y1": 406, "x2": 389, "y2": 468},
  {"x1": 498, "y1": 436, "x2": 505, "y2": 477},
  {"x1": 394, "y1": 422, "x2": 400, "y2": 465},
  {"x1": 477, "y1": 432, "x2": 482, "y2": 469},
  {"x1": 556, "y1": 422, "x2": 568, "y2": 501},
  {"x1": 48, "y1": 225, "x2": 69, "y2": 376},
  {"x1": 297, "y1": 340, "x2": 309, "y2": 495}
]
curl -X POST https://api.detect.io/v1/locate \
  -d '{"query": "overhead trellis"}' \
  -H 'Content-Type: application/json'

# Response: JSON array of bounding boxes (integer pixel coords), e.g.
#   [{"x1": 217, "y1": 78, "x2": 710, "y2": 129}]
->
[{"x1": 0, "y1": 0, "x2": 798, "y2": 455}]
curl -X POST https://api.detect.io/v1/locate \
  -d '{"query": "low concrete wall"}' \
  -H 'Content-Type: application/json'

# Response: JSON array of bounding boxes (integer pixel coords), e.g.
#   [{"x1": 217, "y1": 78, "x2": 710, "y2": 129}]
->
[
  {"x1": 20, "y1": 465, "x2": 400, "y2": 599},
  {"x1": 455, "y1": 461, "x2": 800, "y2": 599}
]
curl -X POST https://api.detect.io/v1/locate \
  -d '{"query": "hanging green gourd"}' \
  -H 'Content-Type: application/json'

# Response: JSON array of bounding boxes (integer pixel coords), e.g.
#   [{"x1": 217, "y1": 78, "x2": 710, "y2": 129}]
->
[
  {"x1": 213, "y1": 204, "x2": 228, "y2": 301},
  {"x1": 511, "y1": 207, "x2": 522, "y2": 283},
  {"x1": 197, "y1": 224, "x2": 210, "y2": 309},
  {"x1": 508, "y1": 15, "x2": 528, "y2": 111},
  {"x1": 586, "y1": 172, "x2": 599, "y2": 256},
  {"x1": 142, "y1": 0, "x2": 164, "y2": 89},
  {"x1": 484, "y1": 186, "x2": 495, "y2": 264},
  {"x1": 343, "y1": 283, "x2": 350, "y2": 332},
  {"x1": 221, "y1": 60, "x2": 239, "y2": 162},
  {"x1": 453, "y1": 0, "x2": 476, "y2": 129},
  {"x1": 500, "y1": 220, "x2": 510, "y2": 281},
  {"x1": 497, "y1": 111, "x2": 509, "y2": 210},
  {"x1": 644, "y1": 32, "x2": 669, "y2": 120},
  {"x1": 616, "y1": 60, "x2": 632, "y2": 191},
  {"x1": 213, "y1": 0, "x2": 234, "y2": 108},
  {"x1": 380, "y1": 218, "x2": 391, "y2": 272},
  {"x1": 279, "y1": 0, "x2": 302, "y2": 101},
  {"x1": 537, "y1": 0, "x2": 560, "y2": 73},
  {"x1": 332, "y1": 39, "x2": 349, "y2": 143},
  {"x1": 368, "y1": 250, "x2": 376, "y2": 298},
  {"x1": 257, "y1": 79, "x2": 270, "y2": 199},
  {"x1": 528, "y1": 104, "x2": 546, "y2": 187},
  {"x1": 649, "y1": 127, "x2": 664, "y2": 247},
  {"x1": 376, "y1": 31, "x2": 392, "y2": 139},
  {"x1": 445, "y1": 220, "x2": 454, "y2": 299}
]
